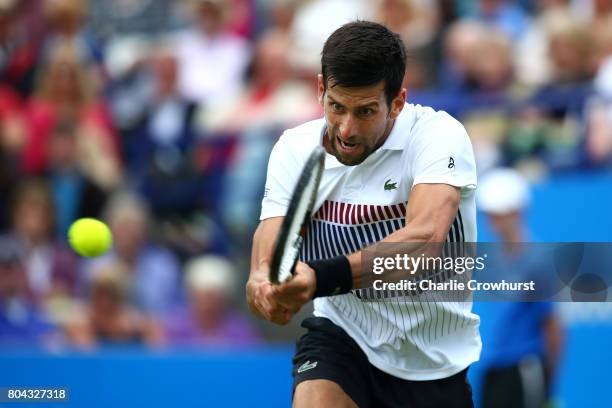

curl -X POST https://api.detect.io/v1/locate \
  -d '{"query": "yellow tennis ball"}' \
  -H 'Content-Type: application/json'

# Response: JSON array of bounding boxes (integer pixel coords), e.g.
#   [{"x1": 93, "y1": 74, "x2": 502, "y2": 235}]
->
[{"x1": 68, "y1": 218, "x2": 113, "y2": 257}]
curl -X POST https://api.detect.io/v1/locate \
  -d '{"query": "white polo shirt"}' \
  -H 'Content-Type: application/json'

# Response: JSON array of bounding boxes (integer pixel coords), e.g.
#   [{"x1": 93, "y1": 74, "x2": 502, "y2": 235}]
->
[{"x1": 261, "y1": 103, "x2": 482, "y2": 381}]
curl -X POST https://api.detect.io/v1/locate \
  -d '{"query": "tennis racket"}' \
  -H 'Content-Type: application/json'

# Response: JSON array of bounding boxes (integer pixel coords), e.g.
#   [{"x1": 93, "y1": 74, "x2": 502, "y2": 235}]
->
[{"x1": 269, "y1": 146, "x2": 325, "y2": 284}]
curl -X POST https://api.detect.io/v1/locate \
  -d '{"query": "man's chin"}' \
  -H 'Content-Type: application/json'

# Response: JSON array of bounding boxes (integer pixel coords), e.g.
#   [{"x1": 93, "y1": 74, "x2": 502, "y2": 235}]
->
[
  {"x1": 335, "y1": 151, "x2": 368, "y2": 166},
  {"x1": 329, "y1": 139, "x2": 369, "y2": 166}
]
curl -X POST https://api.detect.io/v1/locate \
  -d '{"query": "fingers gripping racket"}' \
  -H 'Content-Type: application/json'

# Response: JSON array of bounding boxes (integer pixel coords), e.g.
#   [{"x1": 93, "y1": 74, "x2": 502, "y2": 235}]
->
[{"x1": 269, "y1": 146, "x2": 325, "y2": 284}]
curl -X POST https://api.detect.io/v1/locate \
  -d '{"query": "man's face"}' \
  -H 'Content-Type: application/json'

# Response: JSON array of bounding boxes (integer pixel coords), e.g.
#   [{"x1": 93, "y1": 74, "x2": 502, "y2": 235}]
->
[{"x1": 318, "y1": 75, "x2": 405, "y2": 166}]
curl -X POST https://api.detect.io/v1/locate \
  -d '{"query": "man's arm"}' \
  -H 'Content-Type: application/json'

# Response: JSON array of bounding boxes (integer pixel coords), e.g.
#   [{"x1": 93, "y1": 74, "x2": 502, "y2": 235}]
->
[
  {"x1": 269, "y1": 183, "x2": 461, "y2": 318},
  {"x1": 347, "y1": 183, "x2": 460, "y2": 287},
  {"x1": 247, "y1": 217, "x2": 315, "y2": 325}
]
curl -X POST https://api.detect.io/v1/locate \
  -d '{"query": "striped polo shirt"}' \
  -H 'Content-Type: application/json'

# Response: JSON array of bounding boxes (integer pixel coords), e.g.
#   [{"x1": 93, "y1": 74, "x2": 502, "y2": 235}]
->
[{"x1": 261, "y1": 103, "x2": 481, "y2": 381}]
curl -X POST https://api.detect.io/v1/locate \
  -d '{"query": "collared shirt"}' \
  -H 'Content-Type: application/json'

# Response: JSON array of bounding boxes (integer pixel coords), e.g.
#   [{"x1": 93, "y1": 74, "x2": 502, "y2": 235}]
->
[{"x1": 261, "y1": 103, "x2": 481, "y2": 380}]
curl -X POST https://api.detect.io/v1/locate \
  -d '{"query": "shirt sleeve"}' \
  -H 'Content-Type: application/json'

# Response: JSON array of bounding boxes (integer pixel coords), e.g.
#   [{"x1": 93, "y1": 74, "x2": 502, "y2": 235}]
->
[
  {"x1": 410, "y1": 114, "x2": 477, "y2": 190},
  {"x1": 260, "y1": 133, "x2": 300, "y2": 220}
]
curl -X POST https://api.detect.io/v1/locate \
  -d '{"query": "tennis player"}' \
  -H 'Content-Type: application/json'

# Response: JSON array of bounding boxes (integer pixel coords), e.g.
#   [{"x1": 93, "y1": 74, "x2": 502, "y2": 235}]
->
[{"x1": 247, "y1": 21, "x2": 480, "y2": 408}]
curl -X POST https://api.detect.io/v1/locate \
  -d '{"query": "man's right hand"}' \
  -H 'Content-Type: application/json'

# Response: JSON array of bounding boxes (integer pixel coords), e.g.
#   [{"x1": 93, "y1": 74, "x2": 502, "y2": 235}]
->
[
  {"x1": 248, "y1": 217, "x2": 295, "y2": 325},
  {"x1": 246, "y1": 268, "x2": 293, "y2": 325}
]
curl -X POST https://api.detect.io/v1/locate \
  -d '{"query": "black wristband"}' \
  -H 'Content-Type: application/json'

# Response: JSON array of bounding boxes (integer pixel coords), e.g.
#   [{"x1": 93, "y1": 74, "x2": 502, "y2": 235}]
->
[{"x1": 306, "y1": 256, "x2": 353, "y2": 298}]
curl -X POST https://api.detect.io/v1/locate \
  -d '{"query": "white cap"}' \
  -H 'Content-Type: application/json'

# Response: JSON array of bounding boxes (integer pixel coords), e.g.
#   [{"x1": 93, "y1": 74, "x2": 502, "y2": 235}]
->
[
  {"x1": 477, "y1": 168, "x2": 530, "y2": 214},
  {"x1": 184, "y1": 255, "x2": 236, "y2": 296}
]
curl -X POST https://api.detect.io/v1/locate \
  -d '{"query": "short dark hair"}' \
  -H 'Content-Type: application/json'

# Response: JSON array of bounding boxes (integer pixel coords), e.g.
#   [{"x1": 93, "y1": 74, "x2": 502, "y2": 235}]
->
[{"x1": 321, "y1": 21, "x2": 406, "y2": 106}]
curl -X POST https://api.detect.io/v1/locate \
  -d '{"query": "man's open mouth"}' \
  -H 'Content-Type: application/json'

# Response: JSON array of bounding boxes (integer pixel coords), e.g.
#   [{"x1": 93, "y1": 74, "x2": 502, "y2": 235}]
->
[{"x1": 338, "y1": 138, "x2": 359, "y2": 152}]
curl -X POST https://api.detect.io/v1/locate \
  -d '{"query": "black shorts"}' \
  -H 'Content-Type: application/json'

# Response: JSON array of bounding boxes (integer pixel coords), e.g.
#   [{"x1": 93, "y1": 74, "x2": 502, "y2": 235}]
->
[
  {"x1": 482, "y1": 356, "x2": 550, "y2": 408},
  {"x1": 292, "y1": 317, "x2": 474, "y2": 408}
]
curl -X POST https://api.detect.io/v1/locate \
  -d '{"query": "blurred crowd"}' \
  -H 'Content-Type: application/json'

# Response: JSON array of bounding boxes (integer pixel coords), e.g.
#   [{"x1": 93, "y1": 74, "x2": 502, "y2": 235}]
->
[{"x1": 0, "y1": 0, "x2": 611, "y2": 349}]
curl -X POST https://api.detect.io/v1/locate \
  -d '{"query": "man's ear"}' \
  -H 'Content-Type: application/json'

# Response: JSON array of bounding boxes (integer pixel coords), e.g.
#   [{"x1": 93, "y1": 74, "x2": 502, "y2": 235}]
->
[
  {"x1": 317, "y1": 74, "x2": 325, "y2": 106},
  {"x1": 389, "y1": 88, "x2": 407, "y2": 119}
]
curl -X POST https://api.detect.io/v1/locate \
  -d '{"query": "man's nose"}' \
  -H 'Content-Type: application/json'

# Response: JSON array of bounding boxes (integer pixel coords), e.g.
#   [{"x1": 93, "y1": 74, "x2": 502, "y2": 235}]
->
[{"x1": 338, "y1": 115, "x2": 355, "y2": 140}]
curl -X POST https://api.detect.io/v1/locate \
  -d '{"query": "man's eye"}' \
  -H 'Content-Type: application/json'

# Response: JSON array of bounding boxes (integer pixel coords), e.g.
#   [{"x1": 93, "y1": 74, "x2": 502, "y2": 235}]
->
[
  {"x1": 360, "y1": 108, "x2": 374, "y2": 116},
  {"x1": 331, "y1": 103, "x2": 343, "y2": 112}
]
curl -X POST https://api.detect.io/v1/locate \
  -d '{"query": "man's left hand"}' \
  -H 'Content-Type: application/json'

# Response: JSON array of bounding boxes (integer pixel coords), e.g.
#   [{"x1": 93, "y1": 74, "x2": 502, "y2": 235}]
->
[{"x1": 268, "y1": 261, "x2": 317, "y2": 318}]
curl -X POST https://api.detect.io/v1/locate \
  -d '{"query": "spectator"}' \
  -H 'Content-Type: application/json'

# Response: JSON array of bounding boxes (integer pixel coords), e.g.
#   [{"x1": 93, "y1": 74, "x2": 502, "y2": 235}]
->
[
  {"x1": 266, "y1": 0, "x2": 299, "y2": 33},
  {"x1": 200, "y1": 30, "x2": 320, "y2": 133},
  {"x1": 64, "y1": 260, "x2": 164, "y2": 348},
  {"x1": 10, "y1": 179, "x2": 78, "y2": 302},
  {"x1": 120, "y1": 46, "x2": 201, "y2": 215},
  {"x1": 164, "y1": 255, "x2": 260, "y2": 346},
  {"x1": 199, "y1": 30, "x2": 320, "y2": 237},
  {"x1": 81, "y1": 192, "x2": 181, "y2": 315},
  {"x1": 22, "y1": 44, "x2": 121, "y2": 189},
  {"x1": 44, "y1": 117, "x2": 108, "y2": 237},
  {"x1": 589, "y1": 14, "x2": 612, "y2": 73},
  {"x1": 461, "y1": 27, "x2": 517, "y2": 152},
  {"x1": 515, "y1": 7, "x2": 573, "y2": 88},
  {"x1": 511, "y1": 14, "x2": 593, "y2": 170},
  {"x1": 40, "y1": 0, "x2": 104, "y2": 71},
  {"x1": 175, "y1": 0, "x2": 251, "y2": 108},
  {"x1": 440, "y1": 20, "x2": 488, "y2": 91},
  {"x1": 0, "y1": 236, "x2": 57, "y2": 345},
  {"x1": 375, "y1": 0, "x2": 441, "y2": 89},
  {"x1": 469, "y1": 0, "x2": 531, "y2": 41},
  {"x1": 0, "y1": 0, "x2": 44, "y2": 96},
  {"x1": 225, "y1": 0, "x2": 257, "y2": 39},
  {"x1": 289, "y1": 0, "x2": 372, "y2": 77},
  {"x1": 411, "y1": 20, "x2": 488, "y2": 117},
  {"x1": 88, "y1": 0, "x2": 184, "y2": 38},
  {"x1": 0, "y1": 84, "x2": 25, "y2": 229}
]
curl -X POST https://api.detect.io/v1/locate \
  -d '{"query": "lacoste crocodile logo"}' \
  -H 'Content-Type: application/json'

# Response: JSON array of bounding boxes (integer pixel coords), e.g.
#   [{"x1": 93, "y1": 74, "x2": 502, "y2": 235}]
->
[
  {"x1": 384, "y1": 179, "x2": 397, "y2": 191},
  {"x1": 297, "y1": 361, "x2": 318, "y2": 373}
]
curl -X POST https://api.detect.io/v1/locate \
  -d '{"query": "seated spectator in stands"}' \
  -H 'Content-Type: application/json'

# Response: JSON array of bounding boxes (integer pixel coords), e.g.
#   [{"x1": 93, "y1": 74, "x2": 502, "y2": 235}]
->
[
  {"x1": 510, "y1": 14, "x2": 593, "y2": 170},
  {"x1": 65, "y1": 260, "x2": 163, "y2": 348},
  {"x1": 289, "y1": 0, "x2": 372, "y2": 78},
  {"x1": 463, "y1": 28, "x2": 518, "y2": 103},
  {"x1": 440, "y1": 21, "x2": 487, "y2": 90},
  {"x1": 589, "y1": 15, "x2": 612, "y2": 73},
  {"x1": 40, "y1": 0, "x2": 104, "y2": 73},
  {"x1": 266, "y1": 0, "x2": 299, "y2": 34},
  {"x1": 528, "y1": 13, "x2": 592, "y2": 114},
  {"x1": 175, "y1": 0, "x2": 251, "y2": 108},
  {"x1": 515, "y1": 7, "x2": 572, "y2": 89},
  {"x1": 412, "y1": 21, "x2": 487, "y2": 116},
  {"x1": 44, "y1": 117, "x2": 108, "y2": 237},
  {"x1": 106, "y1": 42, "x2": 233, "y2": 256},
  {"x1": 225, "y1": 0, "x2": 257, "y2": 39},
  {"x1": 200, "y1": 30, "x2": 320, "y2": 134},
  {"x1": 88, "y1": 0, "x2": 184, "y2": 38},
  {"x1": 120, "y1": 47, "x2": 202, "y2": 215},
  {"x1": 451, "y1": 28, "x2": 520, "y2": 171},
  {"x1": 590, "y1": 0, "x2": 612, "y2": 25},
  {"x1": 81, "y1": 192, "x2": 180, "y2": 315},
  {"x1": 199, "y1": 30, "x2": 320, "y2": 238},
  {"x1": 0, "y1": 236, "x2": 57, "y2": 345},
  {"x1": 22, "y1": 44, "x2": 121, "y2": 189},
  {"x1": 375, "y1": 0, "x2": 441, "y2": 89},
  {"x1": 164, "y1": 255, "x2": 260, "y2": 346},
  {"x1": 0, "y1": 0, "x2": 44, "y2": 96},
  {"x1": 10, "y1": 179, "x2": 78, "y2": 303},
  {"x1": 0, "y1": 85, "x2": 25, "y2": 230},
  {"x1": 469, "y1": 0, "x2": 531, "y2": 41}
]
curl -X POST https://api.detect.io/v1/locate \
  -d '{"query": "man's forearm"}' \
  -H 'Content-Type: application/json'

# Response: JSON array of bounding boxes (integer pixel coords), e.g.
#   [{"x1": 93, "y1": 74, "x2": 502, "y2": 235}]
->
[
  {"x1": 346, "y1": 223, "x2": 445, "y2": 289},
  {"x1": 249, "y1": 217, "x2": 283, "y2": 282}
]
